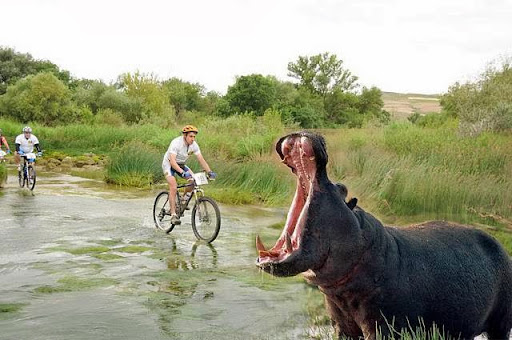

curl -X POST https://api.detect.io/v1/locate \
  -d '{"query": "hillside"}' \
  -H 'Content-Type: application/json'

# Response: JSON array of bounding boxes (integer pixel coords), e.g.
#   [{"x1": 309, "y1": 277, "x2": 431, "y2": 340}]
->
[{"x1": 382, "y1": 92, "x2": 442, "y2": 120}]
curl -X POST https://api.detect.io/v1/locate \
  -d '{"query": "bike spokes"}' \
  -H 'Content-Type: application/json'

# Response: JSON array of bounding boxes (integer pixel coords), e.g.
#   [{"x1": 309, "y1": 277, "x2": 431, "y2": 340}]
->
[{"x1": 191, "y1": 197, "x2": 221, "y2": 243}]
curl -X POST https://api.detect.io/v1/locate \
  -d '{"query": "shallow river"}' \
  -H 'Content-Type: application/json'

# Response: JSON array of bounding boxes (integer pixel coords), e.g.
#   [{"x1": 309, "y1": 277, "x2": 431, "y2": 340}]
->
[{"x1": 0, "y1": 171, "x2": 324, "y2": 340}]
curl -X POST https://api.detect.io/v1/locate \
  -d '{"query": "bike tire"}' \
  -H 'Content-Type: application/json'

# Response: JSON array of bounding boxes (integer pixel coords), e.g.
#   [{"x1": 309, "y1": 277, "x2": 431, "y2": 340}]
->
[
  {"x1": 27, "y1": 165, "x2": 36, "y2": 190},
  {"x1": 18, "y1": 169, "x2": 24, "y2": 188},
  {"x1": 153, "y1": 191, "x2": 176, "y2": 233},
  {"x1": 191, "y1": 196, "x2": 221, "y2": 243}
]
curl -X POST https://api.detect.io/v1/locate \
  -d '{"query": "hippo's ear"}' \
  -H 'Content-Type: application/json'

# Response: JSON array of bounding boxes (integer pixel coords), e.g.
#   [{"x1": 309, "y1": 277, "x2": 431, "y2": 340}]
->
[
  {"x1": 347, "y1": 197, "x2": 358, "y2": 210},
  {"x1": 335, "y1": 183, "x2": 348, "y2": 200}
]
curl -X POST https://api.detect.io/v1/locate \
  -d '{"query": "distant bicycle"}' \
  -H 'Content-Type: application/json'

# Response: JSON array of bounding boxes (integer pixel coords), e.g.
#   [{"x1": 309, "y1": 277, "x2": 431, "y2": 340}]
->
[
  {"x1": 18, "y1": 151, "x2": 42, "y2": 191},
  {"x1": 153, "y1": 172, "x2": 221, "y2": 243}
]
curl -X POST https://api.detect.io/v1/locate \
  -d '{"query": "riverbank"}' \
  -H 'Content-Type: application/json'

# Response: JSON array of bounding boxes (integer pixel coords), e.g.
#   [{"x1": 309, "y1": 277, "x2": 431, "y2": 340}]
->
[{"x1": 1, "y1": 115, "x2": 510, "y2": 255}]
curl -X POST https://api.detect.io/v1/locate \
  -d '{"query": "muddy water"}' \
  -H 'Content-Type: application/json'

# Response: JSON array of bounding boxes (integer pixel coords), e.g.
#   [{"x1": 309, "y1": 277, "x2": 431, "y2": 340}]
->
[{"x1": 0, "y1": 171, "x2": 325, "y2": 340}]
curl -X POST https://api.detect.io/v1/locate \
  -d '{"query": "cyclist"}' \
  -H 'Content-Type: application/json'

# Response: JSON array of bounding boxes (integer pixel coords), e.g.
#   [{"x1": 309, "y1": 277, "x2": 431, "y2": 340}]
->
[
  {"x1": 14, "y1": 126, "x2": 42, "y2": 171},
  {"x1": 0, "y1": 129, "x2": 11, "y2": 154},
  {"x1": 162, "y1": 125, "x2": 216, "y2": 225}
]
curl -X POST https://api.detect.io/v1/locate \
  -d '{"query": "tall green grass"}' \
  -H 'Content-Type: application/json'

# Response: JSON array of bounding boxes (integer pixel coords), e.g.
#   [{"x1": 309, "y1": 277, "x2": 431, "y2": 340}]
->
[
  {"x1": 323, "y1": 124, "x2": 512, "y2": 230},
  {"x1": 0, "y1": 163, "x2": 7, "y2": 186},
  {"x1": 105, "y1": 141, "x2": 163, "y2": 187}
]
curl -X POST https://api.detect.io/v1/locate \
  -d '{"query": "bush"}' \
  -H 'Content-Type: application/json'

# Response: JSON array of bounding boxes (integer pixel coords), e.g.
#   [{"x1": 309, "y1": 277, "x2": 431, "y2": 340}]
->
[
  {"x1": 442, "y1": 59, "x2": 512, "y2": 135},
  {"x1": 105, "y1": 141, "x2": 163, "y2": 187},
  {"x1": 0, "y1": 72, "x2": 77, "y2": 125}
]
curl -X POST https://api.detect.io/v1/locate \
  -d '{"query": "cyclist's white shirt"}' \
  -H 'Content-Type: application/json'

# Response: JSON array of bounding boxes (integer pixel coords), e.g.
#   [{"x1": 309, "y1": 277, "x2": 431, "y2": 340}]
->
[
  {"x1": 15, "y1": 134, "x2": 39, "y2": 153},
  {"x1": 163, "y1": 136, "x2": 201, "y2": 166}
]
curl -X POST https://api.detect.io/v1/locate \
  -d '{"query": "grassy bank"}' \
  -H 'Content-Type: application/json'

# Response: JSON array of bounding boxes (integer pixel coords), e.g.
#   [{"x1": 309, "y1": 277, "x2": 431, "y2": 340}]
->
[{"x1": 1, "y1": 116, "x2": 510, "y2": 251}]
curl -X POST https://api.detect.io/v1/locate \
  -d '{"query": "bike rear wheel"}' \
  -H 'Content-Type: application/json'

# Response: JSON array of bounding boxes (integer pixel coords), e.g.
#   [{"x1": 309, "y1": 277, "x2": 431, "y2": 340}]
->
[
  {"x1": 27, "y1": 165, "x2": 36, "y2": 190},
  {"x1": 191, "y1": 196, "x2": 221, "y2": 243},
  {"x1": 153, "y1": 191, "x2": 176, "y2": 233}
]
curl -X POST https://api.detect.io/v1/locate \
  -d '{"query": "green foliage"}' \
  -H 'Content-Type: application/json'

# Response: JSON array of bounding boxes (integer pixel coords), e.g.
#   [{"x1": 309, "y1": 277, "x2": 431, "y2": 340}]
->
[
  {"x1": 325, "y1": 124, "x2": 512, "y2": 230},
  {"x1": 0, "y1": 163, "x2": 7, "y2": 186},
  {"x1": 0, "y1": 47, "x2": 71, "y2": 95},
  {"x1": 163, "y1": 77, "x2": 204, "y2": 116},
  {"x1": 118, "y1": 71, "x2": 175, "y2": 123},
  {"x1": 441, "y1": 59, "x2": 512, "y2": 135},
  {"x1": 200, "y1": 110, "x2": 285, "y2": 160},
  {"x1": 0, "y1": 72, "x2": 79, "y2": 125},
  {"x1": 105, "y1": 141, "x2": 163, "y2": 187},
  {"x1": 287, "y1": 52, "x2": 359, "y2": 96},
  {"x1": 408, "y1": 112, "x2": 451, "y2": 128},
  {"x1": 224, "y1": 74, "x2": 277, "y2": 116}
]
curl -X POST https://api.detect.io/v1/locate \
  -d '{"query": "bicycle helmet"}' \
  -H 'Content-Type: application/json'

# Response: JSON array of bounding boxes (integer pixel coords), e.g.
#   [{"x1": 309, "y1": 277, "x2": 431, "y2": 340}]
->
[
  {"x1": 23, "y1": 126, "x2": 32, "y2": 133},
  {"x1": 182, "y1": 125, "x2": 198, "y2": 134}
]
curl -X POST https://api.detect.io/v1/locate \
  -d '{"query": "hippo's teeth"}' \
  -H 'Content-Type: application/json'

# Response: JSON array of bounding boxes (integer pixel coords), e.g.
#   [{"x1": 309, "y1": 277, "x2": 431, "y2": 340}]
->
[
  {"x1": 256, "y1": 235, "x2": 267, "y2": 253},
  {"x1": 285, "y1": 233, "x2": 293, "y2": 253}
]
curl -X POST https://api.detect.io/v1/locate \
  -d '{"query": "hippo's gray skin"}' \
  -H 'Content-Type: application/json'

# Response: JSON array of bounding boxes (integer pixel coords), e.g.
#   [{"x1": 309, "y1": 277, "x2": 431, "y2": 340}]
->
[{"x1": 256, "y1": 131, "x2": 512, "y2": 339}]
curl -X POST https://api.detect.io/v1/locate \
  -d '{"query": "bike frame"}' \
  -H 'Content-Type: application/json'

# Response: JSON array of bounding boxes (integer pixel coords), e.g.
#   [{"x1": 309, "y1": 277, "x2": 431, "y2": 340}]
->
[{"x1": 176, "y1": 181, "x2": 205, "y2": 216}]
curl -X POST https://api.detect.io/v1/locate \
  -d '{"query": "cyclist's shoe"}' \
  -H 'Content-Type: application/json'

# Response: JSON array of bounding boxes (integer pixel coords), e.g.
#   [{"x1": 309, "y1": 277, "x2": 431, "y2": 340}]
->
[{"x1": 171, "y1": 214, "x2": 181, "y2": 225}]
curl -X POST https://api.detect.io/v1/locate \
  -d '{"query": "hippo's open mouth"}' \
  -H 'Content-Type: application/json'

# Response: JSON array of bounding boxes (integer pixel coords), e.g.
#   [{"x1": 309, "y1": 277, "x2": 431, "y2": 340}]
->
[{"x1": 256, "y1": 134, "x2": 317, "y2": 266}]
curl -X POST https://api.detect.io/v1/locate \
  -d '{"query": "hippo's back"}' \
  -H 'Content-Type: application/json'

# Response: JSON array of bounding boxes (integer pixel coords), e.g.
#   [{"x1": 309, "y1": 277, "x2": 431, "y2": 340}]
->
[{"x1": 379, "y1": 221, "x2": 512, "y2": 337}]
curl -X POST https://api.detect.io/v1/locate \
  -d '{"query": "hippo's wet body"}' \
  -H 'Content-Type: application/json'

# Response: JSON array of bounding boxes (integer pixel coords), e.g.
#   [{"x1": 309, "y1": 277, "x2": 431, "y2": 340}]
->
[{"x1": 256, "y1": 131, "x2": 512, "y2": 339}]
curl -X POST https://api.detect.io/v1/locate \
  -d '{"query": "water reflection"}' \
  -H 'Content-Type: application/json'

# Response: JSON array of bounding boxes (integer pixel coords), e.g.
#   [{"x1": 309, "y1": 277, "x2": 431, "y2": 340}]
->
[{"x1": 166, "y1": 239, "x2": 218, "y2": 270}]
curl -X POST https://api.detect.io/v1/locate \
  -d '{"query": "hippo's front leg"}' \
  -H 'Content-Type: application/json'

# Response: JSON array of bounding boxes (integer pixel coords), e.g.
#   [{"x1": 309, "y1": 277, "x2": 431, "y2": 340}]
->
[{"x1": 324, "y1": 296, "x2": 363, "y2": 338}]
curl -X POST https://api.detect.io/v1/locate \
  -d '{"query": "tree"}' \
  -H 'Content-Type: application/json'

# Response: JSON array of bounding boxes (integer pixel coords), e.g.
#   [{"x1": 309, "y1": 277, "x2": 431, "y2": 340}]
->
[
  {"x1": 163, "y1": 78, "x2": 205, "y2": 115},
  {"x1": 287, "y1": 52, "x2": 359, "y2": 97},
  {"x1": 358, "y1": 86, "x2": 384, "y2": 116},
  {"x1": 441, "y1": 59, "x2": 512, "y2": 135},
  {"x1": 0, "y1": 47, "x2": 71, "y2": 95},
  {"x1": 224, "y1": 74, "x2": 277, "y2": 116},
  {"x1": 0, "y1": 72, "x2": 78, "y2": 125},
  {"x1": 118, "y1": 71, "x2": 174, "y2": 122},
  {"x1": 72, "y1": 79, "x2": 144, "y2": 124}
]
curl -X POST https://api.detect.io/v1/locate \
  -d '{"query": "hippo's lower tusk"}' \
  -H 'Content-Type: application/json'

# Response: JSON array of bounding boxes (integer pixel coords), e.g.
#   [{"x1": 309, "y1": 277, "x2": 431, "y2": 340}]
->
[{"x1": 285, "y1": 233, "x2": 293, "y2": 253}]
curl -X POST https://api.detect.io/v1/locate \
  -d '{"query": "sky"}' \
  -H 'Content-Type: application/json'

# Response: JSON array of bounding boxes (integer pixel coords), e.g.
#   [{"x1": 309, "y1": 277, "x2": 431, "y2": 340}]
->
[{"x1": 1, "y1": 0, "x2": 511, "y2": 95}]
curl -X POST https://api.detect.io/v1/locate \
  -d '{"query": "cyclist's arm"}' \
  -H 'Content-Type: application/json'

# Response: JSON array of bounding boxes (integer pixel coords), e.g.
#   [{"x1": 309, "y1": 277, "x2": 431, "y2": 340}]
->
[
  {"x1": 196, "y1": 153, "x2": 212, "y2": 173},
  {"x1": 1, "y1": 137, "x2": 9, "y2": 150},
  {"x1": 169, "y1": 153, "x2": 185, "y2": 175},
  {"x1": 34, "y1": 143, "x2": 41, "y2": 153},
  {"x1": 15, "y1": 143, "x2": 20, "y2": 153}
]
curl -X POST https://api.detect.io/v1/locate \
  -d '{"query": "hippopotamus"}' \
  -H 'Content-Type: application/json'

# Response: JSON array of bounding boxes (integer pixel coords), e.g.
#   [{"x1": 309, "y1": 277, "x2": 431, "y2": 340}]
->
[{"x1": 256, "y1": 131, "x2": 512, "y2": 339}]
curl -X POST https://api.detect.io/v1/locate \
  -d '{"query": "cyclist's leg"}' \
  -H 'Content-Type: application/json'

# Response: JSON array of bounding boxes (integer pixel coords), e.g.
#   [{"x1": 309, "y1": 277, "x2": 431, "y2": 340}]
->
[{"x1": 164, "y1": 172, "x2": 178, "y2": 215}]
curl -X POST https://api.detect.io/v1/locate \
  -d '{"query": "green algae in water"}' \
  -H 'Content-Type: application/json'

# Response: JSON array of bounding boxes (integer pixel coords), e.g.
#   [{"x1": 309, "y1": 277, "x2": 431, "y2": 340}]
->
[
  {"x1": 0, "y1": 303, "x2": 27, "y2": 319},
  {"x1": 91, "y1": 239, "x2": 124, "y2": 247},
  {"x1": 46, "y1": 245, "x2": 111, "y2": 255},
  {"x1": 116, "y1": 245, "x2": 154, "y2": 253},
  {"x1": 34, "y1": 276, "x2": 119, "y2": 294},
  {"x1": 92, "y1": 253, "x2": 125, "y2": 261}
]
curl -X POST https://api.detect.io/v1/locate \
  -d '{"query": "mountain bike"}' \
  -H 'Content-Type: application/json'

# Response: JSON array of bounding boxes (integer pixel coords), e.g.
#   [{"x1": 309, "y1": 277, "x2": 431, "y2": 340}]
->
[
  {"x1": 153, "y1": 172, "x2": 221, "y2": 243},
  {"x1": 18, "y1": 152, "x2": 40, "y2": 190}
]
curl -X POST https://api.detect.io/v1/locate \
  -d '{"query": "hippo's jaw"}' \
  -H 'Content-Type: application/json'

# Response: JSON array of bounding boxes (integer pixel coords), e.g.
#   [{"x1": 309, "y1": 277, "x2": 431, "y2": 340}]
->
[{"x1": 256, "y1": 133, "x2": 319, "y2": 277}]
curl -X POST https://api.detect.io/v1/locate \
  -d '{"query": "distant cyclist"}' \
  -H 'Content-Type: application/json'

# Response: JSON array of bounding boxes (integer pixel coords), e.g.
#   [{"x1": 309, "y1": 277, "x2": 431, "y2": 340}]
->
[
  {"x1": 0, "y1": 129, "x2": 11, "y2": 154},
  {"x1": 15, "y1": 126, "x2": 42, "y2": 171},
  {"x1": 162, "y1": 125, "x2": 216, "y2": 225}
]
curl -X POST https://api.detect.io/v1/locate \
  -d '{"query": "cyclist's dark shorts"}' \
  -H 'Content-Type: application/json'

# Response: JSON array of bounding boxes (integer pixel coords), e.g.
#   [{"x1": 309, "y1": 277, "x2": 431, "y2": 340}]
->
[{"x1": 163, "y1": 163, "x2": 191, "y2": 177}]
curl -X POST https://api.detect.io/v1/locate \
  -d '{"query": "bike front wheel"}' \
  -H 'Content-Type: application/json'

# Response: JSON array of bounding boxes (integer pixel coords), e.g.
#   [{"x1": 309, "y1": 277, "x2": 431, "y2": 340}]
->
[
  {"x1": 27, "y1": 165, "x2": 36, "y2": 190},
  {"x1": 153, "y1": 191, "x2": 176, "y2": 233},
  {"x1": 191, "y1": 196, "x2": 221, "y2": 243},
  {"x1": 18, "y1": 169, "x2": 24, "y2": 188}
]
